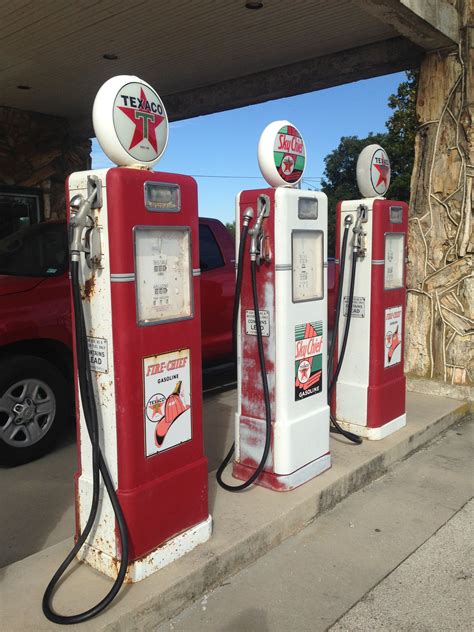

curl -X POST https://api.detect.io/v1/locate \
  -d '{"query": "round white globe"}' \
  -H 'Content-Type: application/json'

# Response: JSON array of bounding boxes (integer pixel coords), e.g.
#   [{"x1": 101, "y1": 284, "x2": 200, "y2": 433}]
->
[
  {"x1": 257, "y1": 120, "x2": 306, "y2": 187},
  {"x1": 356, "y1": 144, "x2": 391, "y2": 198},
  {"x1": 93, "y1": 75, "x2": 169, "y2": 168}
]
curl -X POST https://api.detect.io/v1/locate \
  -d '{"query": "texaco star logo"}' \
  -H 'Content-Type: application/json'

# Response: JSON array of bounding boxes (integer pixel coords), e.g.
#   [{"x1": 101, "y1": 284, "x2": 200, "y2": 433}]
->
[
  {"x1": 297, "y1": 360, "x2": 311, "y2": 384},
  {"x1": 374, "y1": 162, "x2": 390, "y2": 189},
  {"x1": 118, "y1": 88, "x2": 165, "y2": 152},
  {"x1": 146, "y1": 393, "x2": 166, "y2": 422},
  {"x1": 282, "y1": 155, "x2": 295, "y2": 175}
]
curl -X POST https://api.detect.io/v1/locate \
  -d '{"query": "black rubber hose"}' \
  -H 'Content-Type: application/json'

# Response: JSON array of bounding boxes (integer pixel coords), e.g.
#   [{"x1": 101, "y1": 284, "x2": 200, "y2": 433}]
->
[
  {"x1": 42, "y1": 260, "x2": 129, "y2": 624},
  {"x1": 327, "y1": 223, "x2": 350, "y2": 382},
  {"x1": 328, "y1": 246, "x2": 362, "y2": 445},
  {"x1": 216, "y1": 229, "x2": 272, "y2": 491},
  {"x1": 329, "y1": 250, "x2": 357, "y2": 396}
]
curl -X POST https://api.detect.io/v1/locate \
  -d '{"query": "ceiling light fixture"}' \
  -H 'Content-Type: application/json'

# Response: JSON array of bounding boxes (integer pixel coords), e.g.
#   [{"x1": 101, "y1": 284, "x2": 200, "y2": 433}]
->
[
  {"x1": 103, "y1": 53, "x2": 118, "y2": 60},
  {"x1": 245, "y1": 1, "x2": 263, "y2": 9},
  {"x1": 17, "y1": 85, "x2": 31, "y2": 90}
]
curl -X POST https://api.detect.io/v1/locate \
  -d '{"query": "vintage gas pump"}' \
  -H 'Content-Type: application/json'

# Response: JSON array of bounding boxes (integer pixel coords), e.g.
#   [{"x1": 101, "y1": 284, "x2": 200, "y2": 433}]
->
[
  {"x1": 43, "y1": 76, "x2": 211, "y2": 624},
  {"x1": 332, "y1": 144, "x2": 408, "y2": 440},
  {"x1": 217, "y1": 121, "x2": 330, "y2": 492}
]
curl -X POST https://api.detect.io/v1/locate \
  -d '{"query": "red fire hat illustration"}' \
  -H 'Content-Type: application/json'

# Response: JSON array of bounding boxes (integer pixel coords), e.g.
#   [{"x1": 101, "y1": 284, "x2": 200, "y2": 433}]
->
[
  {"x1": 155, "y1": 381, "x2": 190, "y2": 447},
  {"x1": 388, "y1": 325, "x2": 400, "y2": 362}
]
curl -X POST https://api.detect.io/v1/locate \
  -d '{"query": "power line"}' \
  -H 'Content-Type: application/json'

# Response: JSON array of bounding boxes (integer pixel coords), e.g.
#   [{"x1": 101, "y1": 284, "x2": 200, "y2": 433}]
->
[{"x1": 189, "y1": 174, "x2": 323, "y2": 180}]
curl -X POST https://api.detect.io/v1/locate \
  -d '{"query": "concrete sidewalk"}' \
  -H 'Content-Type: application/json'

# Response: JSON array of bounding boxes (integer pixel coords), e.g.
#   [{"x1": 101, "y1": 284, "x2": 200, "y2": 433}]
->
[
  {"x1": 0, "y1": 392, "x2": 470, "y2": 631},
  {"x1": 331, "y1": 500, "x2": 473, "y2": 632},
  {"x1": 156, "y1": 416, "x2": 473, "y2": 631}
]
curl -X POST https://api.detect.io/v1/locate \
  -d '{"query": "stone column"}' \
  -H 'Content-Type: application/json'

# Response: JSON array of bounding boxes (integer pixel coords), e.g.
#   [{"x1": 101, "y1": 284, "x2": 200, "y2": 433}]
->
[
  {"x1": 0, "y1": 107, "x2": 91, "y2": 219},
  {"x1": 405, "y1": 0, "x2": 472, "y2": 398}
]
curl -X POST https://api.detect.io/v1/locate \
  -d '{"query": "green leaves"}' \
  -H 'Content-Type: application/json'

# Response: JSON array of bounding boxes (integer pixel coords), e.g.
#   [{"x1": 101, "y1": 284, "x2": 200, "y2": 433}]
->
[{"x1": 322, "y1": 72, "x2": 418, "y2": 256}]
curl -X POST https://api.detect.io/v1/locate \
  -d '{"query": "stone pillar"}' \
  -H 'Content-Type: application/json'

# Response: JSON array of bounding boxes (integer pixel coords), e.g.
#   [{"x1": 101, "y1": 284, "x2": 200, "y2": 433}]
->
[
  {"x1": 0, "y1": 107, "x2": 91, "y2": 219},
  {"x1": 405, "y1": 0, "x2": 472, "y2": 398}
]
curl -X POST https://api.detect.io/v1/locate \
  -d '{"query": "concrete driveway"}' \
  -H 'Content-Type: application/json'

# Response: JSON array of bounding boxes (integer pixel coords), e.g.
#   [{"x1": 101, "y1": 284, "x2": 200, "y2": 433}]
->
[{"x1": 0, "y1": 365, "x2": 237, "y2": 568}]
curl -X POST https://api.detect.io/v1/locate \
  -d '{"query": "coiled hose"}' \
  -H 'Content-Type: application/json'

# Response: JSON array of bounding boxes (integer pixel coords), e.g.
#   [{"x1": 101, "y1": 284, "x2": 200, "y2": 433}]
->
[
  {"x1": 328, "y1": 224, "x2": 362, "y2": 445},
  {"x1": 216, "y1": 223, "x2": 272, "y2": 491},
  {"x1": 42, "y1": 260, "x2": 129, "y2": 624}
]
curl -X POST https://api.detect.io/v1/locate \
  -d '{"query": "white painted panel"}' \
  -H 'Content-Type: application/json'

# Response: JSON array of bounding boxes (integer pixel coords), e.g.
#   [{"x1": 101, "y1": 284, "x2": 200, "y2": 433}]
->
[
  {"x1": 68, "y1": 168, "x2": 119, "y2": 560},
  {"x1": 335, "y1": 199, "x2": 374, "y2": 427},
  {"x1": 274, "y1": 188, "x2": 329, "y2": 474}
]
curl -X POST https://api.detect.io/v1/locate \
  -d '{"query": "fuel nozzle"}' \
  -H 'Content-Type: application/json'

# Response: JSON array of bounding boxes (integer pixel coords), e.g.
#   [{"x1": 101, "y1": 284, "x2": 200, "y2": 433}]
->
[
  {"x1": 352, "y1": 204, "x2": 368, "y2": 258},
  {"x1": 249, "y1": 195, "x2": 269, "y2": 262},
  {"x1": 242, "y1": 207, "x2": 254, "y2": 227},
  {"x1": 69, "y1": 185, "x2": 99, "y2": 261}
]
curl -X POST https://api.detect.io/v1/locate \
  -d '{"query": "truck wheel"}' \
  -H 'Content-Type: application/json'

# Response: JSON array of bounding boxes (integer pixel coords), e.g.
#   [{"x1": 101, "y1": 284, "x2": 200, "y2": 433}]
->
[{"x1": 0, "y1": 356, "x2": 71, "y2": 466}]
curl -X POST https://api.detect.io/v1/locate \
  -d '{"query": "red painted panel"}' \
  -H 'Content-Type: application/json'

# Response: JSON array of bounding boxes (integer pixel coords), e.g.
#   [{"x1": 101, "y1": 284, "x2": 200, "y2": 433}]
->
[
  {"x1": 367, "y1": 199, "x2": 408, "y2": 428},
  {"x1": 106, "y1": 168, "x2": 208, "y2": 561},
  {"x1": 235, "y1": 188, "x2": 276, "y2": 480}
]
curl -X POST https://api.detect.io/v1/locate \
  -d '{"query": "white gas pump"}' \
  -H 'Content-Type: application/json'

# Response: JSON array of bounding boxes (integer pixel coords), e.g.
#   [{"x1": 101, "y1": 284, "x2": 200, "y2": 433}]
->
[
  {"x1": 217, "y1": 121, "x2": 331, "y2": 492},
  {"x1": 331, "y1": 144, "x2": 408, "y2": 439}
]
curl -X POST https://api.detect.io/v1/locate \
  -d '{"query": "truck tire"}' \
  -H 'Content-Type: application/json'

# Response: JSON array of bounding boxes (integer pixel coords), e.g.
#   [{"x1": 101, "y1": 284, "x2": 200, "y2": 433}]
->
[{"x1": 0, "y1": 355, "x2": 71, "y2": 466}]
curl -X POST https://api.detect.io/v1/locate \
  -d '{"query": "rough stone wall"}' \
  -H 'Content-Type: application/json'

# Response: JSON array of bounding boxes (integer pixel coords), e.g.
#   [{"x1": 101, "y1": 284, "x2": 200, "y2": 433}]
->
[
  {"x1": 406, "y1": 0, "x2": 473, "y2": 387},
  {"x1": 0, "y1": 107, "x2": 91, "y2": 219}
]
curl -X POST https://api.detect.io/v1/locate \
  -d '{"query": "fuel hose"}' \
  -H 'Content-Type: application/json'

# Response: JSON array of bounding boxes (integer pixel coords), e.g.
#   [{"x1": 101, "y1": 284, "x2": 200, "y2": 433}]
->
[
  {"x1": 327, "y1": 222, "x2": 350, "y2": 384},
  {"x1": 42, "y1": 259, "x2": 129, "y2": 624},
  {"x1": 328, "y1": 225, "x2": 362, "y2": 445},
  {"x1": 216, "y1": 223, "x2": 272, "y2": 491}
]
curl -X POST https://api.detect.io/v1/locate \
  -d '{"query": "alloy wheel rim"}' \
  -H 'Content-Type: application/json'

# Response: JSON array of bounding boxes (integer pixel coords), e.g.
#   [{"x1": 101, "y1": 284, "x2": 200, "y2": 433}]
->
[{"x1": 0, "y1": 378, "x2": 56, "y2": 447}]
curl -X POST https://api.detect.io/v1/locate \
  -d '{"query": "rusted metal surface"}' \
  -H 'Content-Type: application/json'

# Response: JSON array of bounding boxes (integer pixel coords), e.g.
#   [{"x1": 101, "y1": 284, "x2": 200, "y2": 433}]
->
[{"x1": 84, "y1": 274, "x2": 96, "y2": 299}]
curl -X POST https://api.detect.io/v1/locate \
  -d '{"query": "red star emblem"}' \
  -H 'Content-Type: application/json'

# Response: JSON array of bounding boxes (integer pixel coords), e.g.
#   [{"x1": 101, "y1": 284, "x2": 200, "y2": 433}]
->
[
  {"x1": 282, "y1": 155, "x2": 294, "y2": 174},
  {"x1": 150, "y1": 401, "x2": 163, "y2": 417},
  {"x1": 374, "y1": 162, "x2": 390, "y2": 188},
  {"x1": 118, "y1": 88, "x2": 164, "y2": 152}
]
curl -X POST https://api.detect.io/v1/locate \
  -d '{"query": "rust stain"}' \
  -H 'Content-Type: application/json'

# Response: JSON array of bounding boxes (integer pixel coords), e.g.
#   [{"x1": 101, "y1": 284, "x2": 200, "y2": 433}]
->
[{"x1": 83, "y1": 275, "x2": 96, "y2": 300}]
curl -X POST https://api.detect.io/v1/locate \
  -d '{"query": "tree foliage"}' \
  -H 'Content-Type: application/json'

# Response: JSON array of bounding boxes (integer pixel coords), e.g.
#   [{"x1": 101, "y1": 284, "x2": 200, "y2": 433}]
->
[
  {"x1": 225, "y1": 221, "x2": 236, "y2": 238},
  {"x1": 322, "y1": 72, "x2": 418, "y2": 255}
]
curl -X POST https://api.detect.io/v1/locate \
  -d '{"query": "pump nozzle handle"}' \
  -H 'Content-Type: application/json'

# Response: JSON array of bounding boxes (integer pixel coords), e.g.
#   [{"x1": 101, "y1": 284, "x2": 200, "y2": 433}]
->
[
  {"x1": 249, "y1": 199, "x2": 267, "y2": 261},
  {"x1": 242, "y1": 207, "x2": 254, "y2": 227},
  {"x1": 69, "y1": 186, "x2": 98, "y2": 260}
]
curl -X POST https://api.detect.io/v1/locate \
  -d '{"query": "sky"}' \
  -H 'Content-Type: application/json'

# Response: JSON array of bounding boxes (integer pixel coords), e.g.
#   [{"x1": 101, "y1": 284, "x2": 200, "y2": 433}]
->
[{"x1": 92, "y1": 71, "x2": 406, "y2": 225}]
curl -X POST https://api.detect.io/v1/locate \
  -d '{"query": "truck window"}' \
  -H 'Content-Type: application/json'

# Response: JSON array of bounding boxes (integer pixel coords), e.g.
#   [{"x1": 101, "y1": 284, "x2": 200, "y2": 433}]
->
[
  {"x1": 0, "y1": 222, "x2": 68, "y2": 277},
  {"x1": 199, "y1": 224, "x2": 224, "y2": 271}
]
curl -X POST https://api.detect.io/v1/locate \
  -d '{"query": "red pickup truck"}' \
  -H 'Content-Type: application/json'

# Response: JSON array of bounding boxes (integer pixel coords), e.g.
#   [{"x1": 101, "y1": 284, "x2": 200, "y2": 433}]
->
[
  {"x1": 0, "y1": 219, "x2": 336, "y2": 466},
  {"x1": 0, "y1": 218, "x2": 235, "y2": 465}
]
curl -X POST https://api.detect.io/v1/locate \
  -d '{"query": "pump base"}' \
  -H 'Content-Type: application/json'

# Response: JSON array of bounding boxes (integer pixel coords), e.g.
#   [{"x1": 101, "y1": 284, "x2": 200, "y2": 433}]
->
[
  {"x1": 233, "y1": 453, "x2": 331, "y2": 492},
  {"x1": 77, "y1": 514, "x2": 212, "y2": 583},
  {"x1": 336, "y1": 413, "x2": 406, "y2": 440}
]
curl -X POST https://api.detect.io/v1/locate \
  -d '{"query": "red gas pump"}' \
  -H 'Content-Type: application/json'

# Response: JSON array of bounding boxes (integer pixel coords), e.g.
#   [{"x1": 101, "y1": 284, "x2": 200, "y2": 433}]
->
[
  {"x1": 331, "y1": 145, "x2": 407, "y2": 439},
  {"x1": 43, "y1": 76, "x2": 211, "y2": 624}
]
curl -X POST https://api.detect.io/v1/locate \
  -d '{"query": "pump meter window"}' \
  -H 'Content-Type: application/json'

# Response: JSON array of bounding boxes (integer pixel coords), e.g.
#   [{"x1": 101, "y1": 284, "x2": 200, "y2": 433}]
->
[
  {"x1": 384, "y1": 233, "x2": 405, "y2": 290},
  {"x1": 292, "y1": 230, "x2": 323, "y2": 302},
  {"x1": 135, "y1": 227, "x2": 192, "y2": 325},
  {"x1": 144, "y1": 182, "x2": 180, "y2": 212},
  {"x1": 298, "y1": 197, "x2": 318, "y2": 220}
]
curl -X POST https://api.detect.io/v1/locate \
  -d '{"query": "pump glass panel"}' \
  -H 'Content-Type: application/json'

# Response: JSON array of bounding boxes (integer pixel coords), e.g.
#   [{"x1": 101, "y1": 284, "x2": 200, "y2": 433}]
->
[
  {"x1": 144, "y1": 182, "x2": 180, "y2": 212},
  {"x1": 389, "y1": 206, "x2": 403, "y2": 224},
  {"x1": 135, "y1": 227, "x2": 192, "y2": 325},
  {"x1": 292, "y1": 230, "x2": 323, "y2": 302},
  {"x1": 298, "y1": 197, "x2": 318, "y2": 220},
  {"x1": 384, "y1": 233, "x2": 404, "y2": 289}
]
